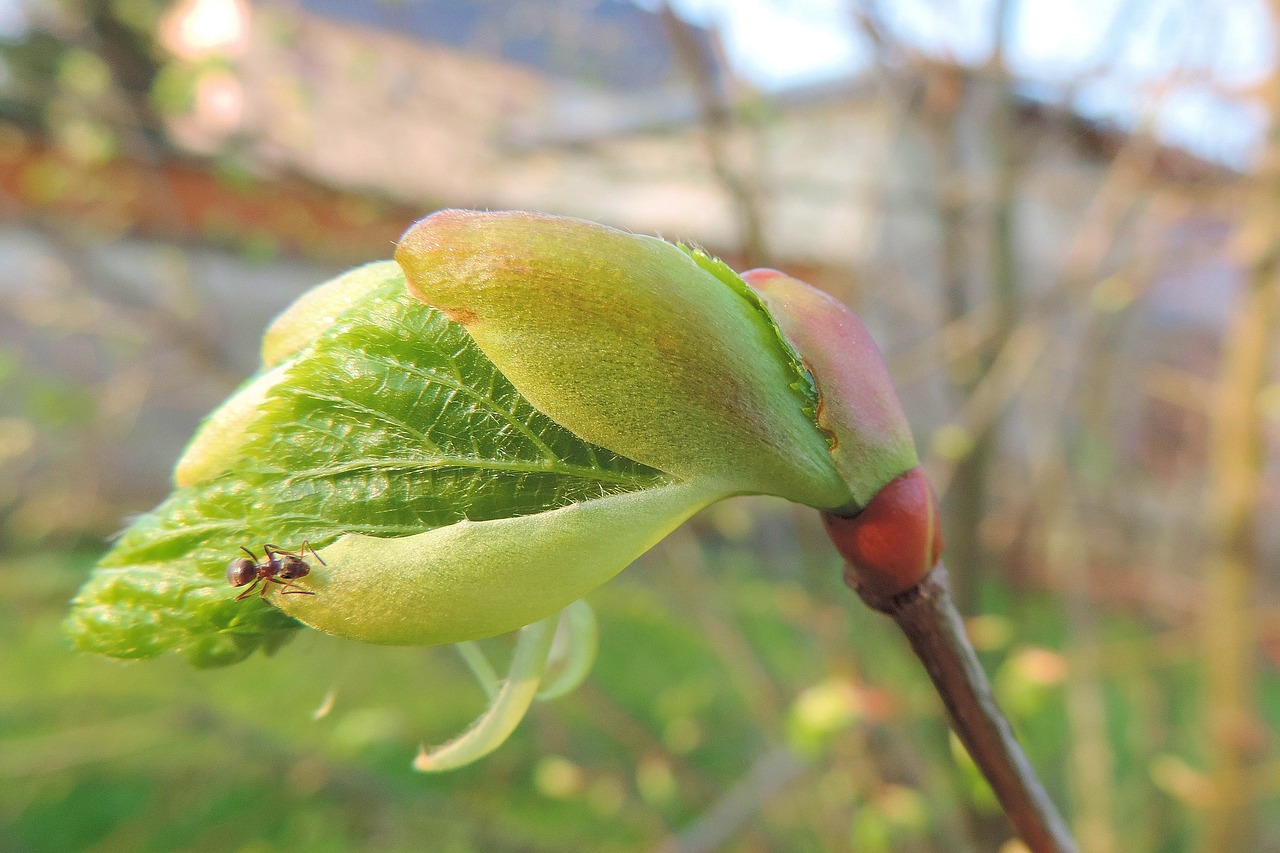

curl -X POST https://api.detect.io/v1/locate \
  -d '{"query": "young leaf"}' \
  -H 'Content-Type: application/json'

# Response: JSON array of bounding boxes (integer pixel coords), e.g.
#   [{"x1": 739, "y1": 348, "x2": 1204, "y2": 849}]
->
[
  {"x1": 67, "y1": 262, "x2": 711, "y2": 666},
  {"x1": 396, "y1": 210, "x2": 853, "y2": 509},
  {"x1": 70, "y1": 212, "x2": 923, "y2": 670}
]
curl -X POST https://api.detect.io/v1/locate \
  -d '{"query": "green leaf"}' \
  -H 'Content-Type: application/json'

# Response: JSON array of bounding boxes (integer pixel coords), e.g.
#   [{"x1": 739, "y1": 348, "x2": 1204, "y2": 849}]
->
[
  {"x1": 69, "y1": 214, "x2": 922, "y2": 674},
  {"x1": 678, "y1": 244, "x2": 820, "y2": 426},
  {"x1": 64, "y1": 212, "x2": 929, "y2": 774},
  {"x1": 397, "y1": 210, "x2": 851, "y2": 508},
  {"x1": 283, "y1": 480, "x2": 714, "y2": 646},
  {"x1": 67, "y1": 262, "x2": 693, "y2": 666}
]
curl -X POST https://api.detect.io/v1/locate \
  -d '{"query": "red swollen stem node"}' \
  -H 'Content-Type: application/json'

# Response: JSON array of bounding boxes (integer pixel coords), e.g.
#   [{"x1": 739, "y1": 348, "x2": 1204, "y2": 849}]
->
[{"x1": 821, "y1": 466, "x2": 943, "y2": 604}]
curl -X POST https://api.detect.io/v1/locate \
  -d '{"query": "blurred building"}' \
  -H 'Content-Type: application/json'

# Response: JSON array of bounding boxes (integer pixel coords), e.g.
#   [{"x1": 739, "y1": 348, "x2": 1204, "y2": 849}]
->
[{"x1": 0, "y1": 0, "x2": 1241, "y2": 543}]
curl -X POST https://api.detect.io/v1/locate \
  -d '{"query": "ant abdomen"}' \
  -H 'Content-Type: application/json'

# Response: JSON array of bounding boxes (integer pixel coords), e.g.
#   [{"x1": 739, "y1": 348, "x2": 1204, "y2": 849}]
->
[{"x1": 227, "y1": 557, "x2": 257, "y2": 587}]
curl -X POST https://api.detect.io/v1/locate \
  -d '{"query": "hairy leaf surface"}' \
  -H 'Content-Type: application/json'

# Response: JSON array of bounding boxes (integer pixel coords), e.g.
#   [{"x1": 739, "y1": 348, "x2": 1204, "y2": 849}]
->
[{"x1": 68, "y1": 263, "x2": 668, "y2": 666}]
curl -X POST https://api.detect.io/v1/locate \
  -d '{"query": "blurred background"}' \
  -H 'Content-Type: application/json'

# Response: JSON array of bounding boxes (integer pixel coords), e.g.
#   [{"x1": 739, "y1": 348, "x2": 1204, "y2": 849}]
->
[{"x1": 1, "y1": 0, "x2": 1278, "y2": 850}]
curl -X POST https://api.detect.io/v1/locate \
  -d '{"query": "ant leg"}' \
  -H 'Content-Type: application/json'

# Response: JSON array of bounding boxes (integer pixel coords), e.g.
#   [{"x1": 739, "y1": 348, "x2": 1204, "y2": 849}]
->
[
  {"x1": 235, "y1": 578, "x2": 261, "y2": 601},
  {"x1": 299, "y1": 540, "x2": 327, "y2": 566},
  {"x1": 261, "y1": 542, "x2": 326, "y2": 566},
  {"x1": 267, "y1": 577, "x2": 316, "y2": 597},
  {"x1": 240, "y1": 545, "x2": 258, "y2": 561}
]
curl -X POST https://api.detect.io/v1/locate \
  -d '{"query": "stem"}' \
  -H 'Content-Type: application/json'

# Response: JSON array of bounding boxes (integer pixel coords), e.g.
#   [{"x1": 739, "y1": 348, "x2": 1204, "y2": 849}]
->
[
  {"x1": 1200, "y1": 7, "x2": 1280, "y2": 839},
  {"x1": 857, "y1": 564, "x2": 1076, "y2": 853},
  {"x1": 455, "y1": 641, "x2": 501, "y2": 699}
]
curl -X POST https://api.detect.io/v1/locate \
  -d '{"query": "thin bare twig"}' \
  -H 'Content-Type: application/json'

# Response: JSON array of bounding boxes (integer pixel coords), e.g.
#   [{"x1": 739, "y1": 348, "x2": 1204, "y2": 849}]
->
[
  {"x1": 659, "y1": 4, "x2": 769, "y2": 267},
  {"x1": 859, "y1": 564, "x2": 1077, "y2": 853},
  {"x1": 659, "y1": 745, "x2": 807, "y2": 853},
  {"x1": 1201, "y1": 37, "x2": 1280, "y2": 847}
]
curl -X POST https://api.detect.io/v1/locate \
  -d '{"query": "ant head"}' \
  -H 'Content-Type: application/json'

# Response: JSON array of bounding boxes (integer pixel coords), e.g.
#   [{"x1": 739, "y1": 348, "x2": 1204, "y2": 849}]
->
[
  {"x1": 226, "y1": 557, "x2": 257, "y2": 587},
  {"x1": 277, "y1": 555, "x2": 310, "y2": 580}
]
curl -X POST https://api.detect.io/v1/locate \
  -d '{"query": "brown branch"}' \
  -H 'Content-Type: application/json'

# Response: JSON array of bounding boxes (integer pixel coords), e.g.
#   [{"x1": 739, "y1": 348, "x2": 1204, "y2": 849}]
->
[
  {"x1": 659, "y1": 4, "x2": 768, "y2": 267},
  {"x1": 857, "y1": 564, "x2": 1077, "y2": 853},
  {"x1": 1200, "y1": 5, "x2": 1280, "y2": 845}
]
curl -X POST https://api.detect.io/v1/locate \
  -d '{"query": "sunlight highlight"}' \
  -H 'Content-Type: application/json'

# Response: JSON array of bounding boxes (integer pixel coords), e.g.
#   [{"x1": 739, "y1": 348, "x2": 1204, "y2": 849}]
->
[{"x1": 160, "y1": 0, "x2": 249, "y2": 59}]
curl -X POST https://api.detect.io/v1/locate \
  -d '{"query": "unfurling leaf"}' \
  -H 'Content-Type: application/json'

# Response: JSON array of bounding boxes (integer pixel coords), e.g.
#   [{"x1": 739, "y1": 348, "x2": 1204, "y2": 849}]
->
[
  {"x1": 67, "y1": 210, "x2": 923, "y2": 770},
  {"x1": 68, "y1": 260, "x2": 698, "y2": 664}
]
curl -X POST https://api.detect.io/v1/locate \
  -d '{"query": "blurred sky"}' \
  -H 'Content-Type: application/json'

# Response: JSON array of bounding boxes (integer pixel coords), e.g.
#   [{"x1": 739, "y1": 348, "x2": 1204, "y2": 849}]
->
[
  {"x1": 658, "y1": 0, "x2": 1274, "y2": 165},
  {"x1": 661, "y1": 0, "x2": 1270, "y2": 88}
]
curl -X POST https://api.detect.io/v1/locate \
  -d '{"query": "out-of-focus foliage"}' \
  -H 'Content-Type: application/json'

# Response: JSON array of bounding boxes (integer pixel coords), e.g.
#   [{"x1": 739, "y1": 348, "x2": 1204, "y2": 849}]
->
[
  {"x1": 0, "y1": 1, "x2": 172, "y2": 160},
  {"x1": 6, "y1": 527, "x2": 1279, "y2": 851}
]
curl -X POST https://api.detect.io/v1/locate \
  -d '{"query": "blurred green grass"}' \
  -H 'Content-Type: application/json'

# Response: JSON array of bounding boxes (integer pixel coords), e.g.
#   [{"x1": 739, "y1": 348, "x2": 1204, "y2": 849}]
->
[{"x1": 2, "y1": 503, "x2": 1277, "y2": 851}]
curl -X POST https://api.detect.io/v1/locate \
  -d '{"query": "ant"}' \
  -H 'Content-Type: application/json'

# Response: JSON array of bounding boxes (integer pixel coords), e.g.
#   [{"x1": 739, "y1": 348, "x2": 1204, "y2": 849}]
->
[{"x1": 227, "y1": 542, "x2": 324, "y2": 601}]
